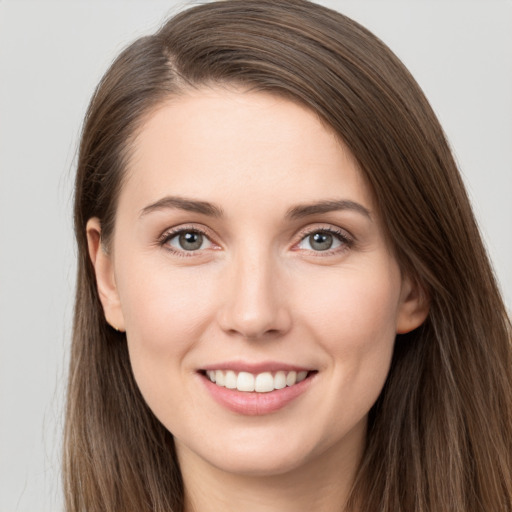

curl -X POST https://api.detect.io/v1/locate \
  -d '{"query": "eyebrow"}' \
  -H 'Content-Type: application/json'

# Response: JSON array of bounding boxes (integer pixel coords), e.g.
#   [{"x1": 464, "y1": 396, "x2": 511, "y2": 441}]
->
[
  {"x1": 139, "y1": 195, "x2": 371, "y2": 221},
  {"x1": 286, "y1": 199, "x2": 372, "y2": 220},
  {"x1": 139, "y1": 196, "x2": 224, "y2": 218}
]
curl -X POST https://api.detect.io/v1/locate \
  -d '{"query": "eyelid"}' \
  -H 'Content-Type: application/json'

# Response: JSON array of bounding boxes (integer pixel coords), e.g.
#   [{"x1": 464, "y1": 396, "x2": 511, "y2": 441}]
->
[
  {"x1": 292, "y1": 224, "x2": 355, "y2": 254},
  {"x1": 156, "y1": 222, "x2": 355, "y2": 257},
  {"x1": 157, "y1": 224, "x2": 221, "y2": 255}
]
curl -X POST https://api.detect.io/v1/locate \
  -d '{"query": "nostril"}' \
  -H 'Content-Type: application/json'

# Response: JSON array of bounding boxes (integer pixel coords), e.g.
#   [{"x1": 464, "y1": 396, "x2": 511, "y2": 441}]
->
[
  {"x1": 216, "y1": 285, "x2": 292, "y2": 340},
  {"x1": 228, "y1": 327, "x2": 284, "y2": 341}
]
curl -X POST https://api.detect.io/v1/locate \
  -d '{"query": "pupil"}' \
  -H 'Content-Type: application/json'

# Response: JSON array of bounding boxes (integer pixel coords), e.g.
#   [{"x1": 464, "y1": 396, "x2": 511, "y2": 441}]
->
[
  {"x1": 179, "y1": 232, "x2": 203, "y2": 250},
  {"x1": 310, "y1": 232, "x2": 333, "y2": 251}
]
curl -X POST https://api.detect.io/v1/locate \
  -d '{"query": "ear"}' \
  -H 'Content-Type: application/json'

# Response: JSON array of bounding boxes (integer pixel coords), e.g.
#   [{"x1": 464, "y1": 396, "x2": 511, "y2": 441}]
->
[
  {"x1": 396, "y1": 275, "x2": 429, "y2": 334},
  {"x1": 86, "y1": 218, "x2": 125, "y2": 332}
]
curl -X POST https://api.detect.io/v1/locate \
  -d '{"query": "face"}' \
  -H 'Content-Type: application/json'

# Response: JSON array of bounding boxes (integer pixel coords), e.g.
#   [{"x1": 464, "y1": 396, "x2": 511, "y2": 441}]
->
[{"x1": 88, "y1": 88, "x2": 426, "y2": 479}]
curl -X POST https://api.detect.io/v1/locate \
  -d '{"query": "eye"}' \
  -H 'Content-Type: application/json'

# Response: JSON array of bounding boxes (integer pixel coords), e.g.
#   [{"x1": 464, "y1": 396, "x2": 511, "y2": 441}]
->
[
  {"x1": 165, "y1": 229, "x2": 213, "y2": 252},
  {"x1": 296, "y1": 229, "x2": 350, "y2": 252}
]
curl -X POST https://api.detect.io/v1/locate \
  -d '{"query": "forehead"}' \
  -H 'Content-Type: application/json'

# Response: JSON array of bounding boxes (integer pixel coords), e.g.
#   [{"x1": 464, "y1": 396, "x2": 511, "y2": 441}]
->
[{"x1": 121, "y1": 87, "x2": 374, "y2": 218}]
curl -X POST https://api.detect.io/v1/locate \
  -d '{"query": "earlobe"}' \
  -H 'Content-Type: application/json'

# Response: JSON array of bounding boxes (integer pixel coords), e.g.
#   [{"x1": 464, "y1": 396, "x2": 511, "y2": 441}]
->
[
  {"x1": 396, "y1": 276, "x2": 430, "y2": 334},
  {"x1": 86, "y1": 218, "x2": 125, "y2": 332}
]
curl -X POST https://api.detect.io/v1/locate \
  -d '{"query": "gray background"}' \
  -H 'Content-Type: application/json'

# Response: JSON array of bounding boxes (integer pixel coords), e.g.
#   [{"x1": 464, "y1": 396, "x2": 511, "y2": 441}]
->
[{"x1": 1, "y1": 1, "x2": 511, "y2": 510}]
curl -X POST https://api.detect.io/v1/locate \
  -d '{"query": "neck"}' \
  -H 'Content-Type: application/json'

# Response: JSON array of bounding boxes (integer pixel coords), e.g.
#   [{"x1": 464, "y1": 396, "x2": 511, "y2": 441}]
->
[{"x1": 177, "y1": 423, "x2": 364, "y2": 512}]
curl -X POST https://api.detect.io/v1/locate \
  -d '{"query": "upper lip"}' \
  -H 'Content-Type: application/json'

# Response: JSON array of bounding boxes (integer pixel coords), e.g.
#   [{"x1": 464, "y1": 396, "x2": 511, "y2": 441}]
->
[{"x1": 200, "y1": 361, "x2": 314, "y2": 374}]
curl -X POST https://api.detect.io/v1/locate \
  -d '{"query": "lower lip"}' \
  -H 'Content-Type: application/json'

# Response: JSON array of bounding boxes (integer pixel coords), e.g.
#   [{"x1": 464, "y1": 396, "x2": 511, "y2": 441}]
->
[{"x1": 200, "y1": 373, "x2": 315, "y2": 415}]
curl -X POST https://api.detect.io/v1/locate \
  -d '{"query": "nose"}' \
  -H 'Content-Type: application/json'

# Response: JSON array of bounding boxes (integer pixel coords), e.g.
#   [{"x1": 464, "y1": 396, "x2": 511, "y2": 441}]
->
[{"x1": 216, "y1": 249, "x2": 292, "y2": 340}]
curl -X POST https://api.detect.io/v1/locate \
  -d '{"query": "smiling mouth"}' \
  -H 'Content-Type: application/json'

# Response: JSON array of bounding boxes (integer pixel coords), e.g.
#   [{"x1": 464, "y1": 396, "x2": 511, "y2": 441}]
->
[{"x1": 201, "y1": 369, "x2": 313, "y2": 393}]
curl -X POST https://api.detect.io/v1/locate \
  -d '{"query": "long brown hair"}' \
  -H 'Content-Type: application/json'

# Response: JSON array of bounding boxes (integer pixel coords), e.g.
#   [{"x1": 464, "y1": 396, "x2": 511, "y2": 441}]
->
[{"x1": 65, "y1": 1, "x2": 512, "y2": 510}]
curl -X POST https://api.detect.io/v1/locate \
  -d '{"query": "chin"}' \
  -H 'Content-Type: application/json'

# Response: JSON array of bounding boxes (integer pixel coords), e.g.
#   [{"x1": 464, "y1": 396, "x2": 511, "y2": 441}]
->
[
  {"x1": 176, "y1": 422, "x2": 342, "y2": 479},
  {"x1": 209, "y1": 447, "x2": 313, "y2": 477}
]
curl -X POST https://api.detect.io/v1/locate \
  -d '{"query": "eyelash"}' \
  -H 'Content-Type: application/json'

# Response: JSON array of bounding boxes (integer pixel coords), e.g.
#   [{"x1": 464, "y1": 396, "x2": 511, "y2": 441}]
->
[
  {"x1": 294, "y1": 226, "x2": 354, "y2": 255},
  {"x1": 157, "y1": 225, "x2": 354, "y2": 257},
  {"x1": 157, "y1": 225, "x2": 214, "y2": 258}
]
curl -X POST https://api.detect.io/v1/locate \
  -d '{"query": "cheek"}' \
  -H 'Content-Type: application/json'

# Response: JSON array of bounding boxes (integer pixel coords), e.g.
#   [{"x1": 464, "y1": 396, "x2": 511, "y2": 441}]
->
[
  {"x1": 292, "y1": 264, "x2": 401, "y2": 443},
  {"x1": 301, "y1": 258, "x2": 400, "y2": 333},
  {"x1": 296, "y1": 261, "x2": 401, "y2": 374},
  {"x1": 119, "y1": 259, "x2": 216, "y2": 348},
  {"x1": 115, "y1": 259, "x2": 220, "y2": 406},
  {"x1": 116, "y1": 260, "x2": 221, "y2": 427}
]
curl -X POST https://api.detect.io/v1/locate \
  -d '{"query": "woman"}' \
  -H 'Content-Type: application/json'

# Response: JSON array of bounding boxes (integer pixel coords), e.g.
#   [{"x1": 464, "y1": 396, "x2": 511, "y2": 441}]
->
[{"x1": 64, "y1": 0, "x2": 512, "y2": 510}]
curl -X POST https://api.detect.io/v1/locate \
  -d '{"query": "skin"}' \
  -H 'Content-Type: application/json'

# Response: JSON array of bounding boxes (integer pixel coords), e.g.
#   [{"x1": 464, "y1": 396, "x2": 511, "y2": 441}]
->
[{"x1": 87, "y1": 88, "x2": 428, "y2": 511}]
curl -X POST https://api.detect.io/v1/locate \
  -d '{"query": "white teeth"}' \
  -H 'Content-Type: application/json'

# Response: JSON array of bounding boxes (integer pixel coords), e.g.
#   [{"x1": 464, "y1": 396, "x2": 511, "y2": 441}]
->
[
  {"x1": 205, "y1": 369, "x2": 309, "y2": 393},
  {"x1": 225, "y1": 370, "x2": 237, "y2": 389},
  {"x1": 237, "y1": 371, "x2": 255, "y2": 392},
  {"x1": 274, "y1": 371, "x2": 287, "y2": 389},
  {"x1": 286, "y1": 371, "x2": 297, "y2": 386},
  {"x1": 255, "y1": 372, "x2": 274, "y2": 392},
  {"x1": 297, "y1": 370, "x2": 308, "y2": 382},
  {"x1": 215, "y1": 370, "x2": 225, "y2": 386}
]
